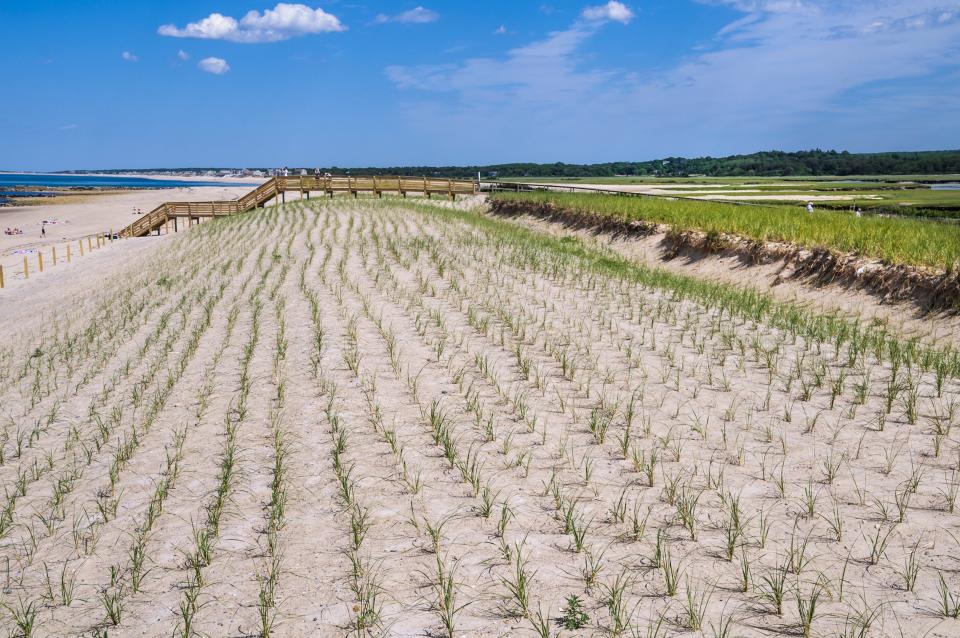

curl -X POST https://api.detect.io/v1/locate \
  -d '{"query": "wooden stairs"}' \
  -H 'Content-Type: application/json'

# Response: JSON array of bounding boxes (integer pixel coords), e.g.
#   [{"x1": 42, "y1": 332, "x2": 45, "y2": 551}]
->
[{"x1": 120, "y1": 175, "x2": 477, "y2": 238}]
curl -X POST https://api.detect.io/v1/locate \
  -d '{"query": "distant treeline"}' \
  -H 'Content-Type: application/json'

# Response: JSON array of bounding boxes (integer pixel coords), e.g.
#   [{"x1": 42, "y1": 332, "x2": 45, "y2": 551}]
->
[
  {"x1": 353, "y1": 150, "x2": 960, "y2": 178},
  {"x1": 69, "y1": 149, "x2": 960, "y2": 179}
]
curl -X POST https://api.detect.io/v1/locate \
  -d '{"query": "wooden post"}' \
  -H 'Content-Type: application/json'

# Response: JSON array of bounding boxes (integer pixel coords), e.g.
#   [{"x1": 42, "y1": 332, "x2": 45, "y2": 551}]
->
[
  {"x1": 38, "y1": 252, "x2": 43, "y2": 273},
  {"x1": 0, "y1": 264, "x2": 4, "y2": 289},
  {"x1": 88, "y1": 236, "x2": 93, "y2": 251},
  {"x1": 67, "y1": 243, "x2": 72, "y2": 262},
  {"x1": 52, "y1": 246, "x2": 57, "y2": 266},
  {"x1": 109, "y1": 229, "x2": 114, "y2": 243},
  {"x1": 79, "y1": 239, "x2": 84, "y2": 256},
  {"x1": 23, "y1": 256, "x2": 28, "y2": 279}
]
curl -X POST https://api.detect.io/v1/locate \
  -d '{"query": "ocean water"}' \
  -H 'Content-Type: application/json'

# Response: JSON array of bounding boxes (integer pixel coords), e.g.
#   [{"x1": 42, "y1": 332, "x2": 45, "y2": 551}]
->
[{"x1": 0, "y1": 173, "x2": 257, "y2": 190}]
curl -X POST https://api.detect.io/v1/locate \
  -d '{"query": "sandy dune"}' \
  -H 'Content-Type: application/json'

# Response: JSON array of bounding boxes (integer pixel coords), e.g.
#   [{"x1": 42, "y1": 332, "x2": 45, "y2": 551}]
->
[{"x1": 1, "y1": 198, "x2": 958, "y2": 637}]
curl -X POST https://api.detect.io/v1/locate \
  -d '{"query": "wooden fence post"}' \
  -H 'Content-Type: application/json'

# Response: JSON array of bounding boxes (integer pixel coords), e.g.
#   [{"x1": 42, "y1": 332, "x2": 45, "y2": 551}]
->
[
  {"x1": 52, "y1": 246, "x2": 57, "y2": 266},
  {"x1": 23, "y1": 256, "x2": 28, "y2": 279},
  {"x1": 0, "y1": 265, "x2": 4, "y2": 289},
  {"x1": 67, "y1": 243, "x2": 72, "y2": 262},
  {"x1": 88, "y1": 236, "x2": 93, "y2": 252},
  {"x1": 38, "y1": 252, "x2": 43, "y2": 273},
  {"x1": 79, "y1": 239, "x2": 84, "y2": 256}
]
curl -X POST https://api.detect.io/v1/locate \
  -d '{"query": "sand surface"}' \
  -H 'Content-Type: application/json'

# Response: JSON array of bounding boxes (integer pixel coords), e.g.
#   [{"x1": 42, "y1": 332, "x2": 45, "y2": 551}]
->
[
  {"x1": 0, "y1": 184, "x2": 256, "y2": 287},
  {"x1": 497, "y1": 211, "x2": 960, "y2": 347},
  {"x1": 1, "y1": 198, "x2": 959, "y2": 637}
]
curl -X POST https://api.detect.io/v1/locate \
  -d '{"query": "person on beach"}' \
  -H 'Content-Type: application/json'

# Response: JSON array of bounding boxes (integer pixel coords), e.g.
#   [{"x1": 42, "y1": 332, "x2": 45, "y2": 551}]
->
[
  {"x1": 806, "y1": 202, "x2": 814, "y2": 214},
  {"x1": 41, "y1": 223, "x2": 46, "y2": 238}
]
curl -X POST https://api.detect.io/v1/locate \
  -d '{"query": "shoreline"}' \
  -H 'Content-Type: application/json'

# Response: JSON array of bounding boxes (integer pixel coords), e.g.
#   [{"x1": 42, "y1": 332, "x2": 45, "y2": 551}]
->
[
  {"x1": 0, "y1": 174, "x2": 267, "y2": 208},
  {"x1": 1, "y1": 183, "x2": 254, "y2": 259},
  {"x1": 1, "y1": 171, "x2": 267, "y2": 185}
]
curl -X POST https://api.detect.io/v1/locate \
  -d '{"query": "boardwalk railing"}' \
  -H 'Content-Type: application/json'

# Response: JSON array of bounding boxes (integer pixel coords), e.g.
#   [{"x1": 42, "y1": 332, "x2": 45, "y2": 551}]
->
[{"x1": 120, "y1": 175, "x2": 478, "y2": 237}]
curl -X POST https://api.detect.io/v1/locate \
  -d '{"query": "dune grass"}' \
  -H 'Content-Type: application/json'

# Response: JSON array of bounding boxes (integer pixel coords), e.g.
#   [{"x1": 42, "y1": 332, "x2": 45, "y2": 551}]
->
[{"x1": 491, "y1": 191, "x2": 960, "y2": 270}]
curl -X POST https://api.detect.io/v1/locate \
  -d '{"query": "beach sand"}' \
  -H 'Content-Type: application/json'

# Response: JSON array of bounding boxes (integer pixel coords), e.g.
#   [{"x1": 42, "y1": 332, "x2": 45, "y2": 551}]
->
[{"x1": 0, "y1": 180, "x2": 260, "y2": 288}]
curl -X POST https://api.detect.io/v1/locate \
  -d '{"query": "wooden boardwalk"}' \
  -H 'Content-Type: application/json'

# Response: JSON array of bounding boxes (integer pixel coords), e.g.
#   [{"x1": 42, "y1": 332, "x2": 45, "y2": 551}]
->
[{"x1": 120, "y1": 175, "x2": 477, "y2": 237}]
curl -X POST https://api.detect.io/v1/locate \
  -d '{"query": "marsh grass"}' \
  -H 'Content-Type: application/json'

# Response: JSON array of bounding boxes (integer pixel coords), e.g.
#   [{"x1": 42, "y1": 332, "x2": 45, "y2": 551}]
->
[{"x1": 492, "y1": 191, "x2": 960, "y2": 269}]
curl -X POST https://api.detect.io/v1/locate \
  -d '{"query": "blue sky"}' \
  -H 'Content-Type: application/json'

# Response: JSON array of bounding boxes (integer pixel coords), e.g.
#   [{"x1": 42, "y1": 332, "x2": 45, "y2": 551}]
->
[{"x1": 2, "y1": 1, "x2": 959, "y2": 170}]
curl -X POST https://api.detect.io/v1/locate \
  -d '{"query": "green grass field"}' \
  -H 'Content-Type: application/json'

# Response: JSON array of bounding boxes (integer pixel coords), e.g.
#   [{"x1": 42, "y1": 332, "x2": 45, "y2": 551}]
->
[
  {"x1": 491, "y1": 190, "x2": 960, "y2": 270},
  {"x1": 499, "y1": 175, "x2": 960, "y2": 185},
  {"x1": 496, "y1": 176, "x2": 960, "y2": 219}
]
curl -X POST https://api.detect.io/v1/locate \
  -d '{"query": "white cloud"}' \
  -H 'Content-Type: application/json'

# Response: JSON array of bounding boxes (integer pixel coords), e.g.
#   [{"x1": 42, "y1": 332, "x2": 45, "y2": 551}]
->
[
  {"x1": 494, "y1": 25, "x2": 508, "y2": 35},
  {"x1": 159, "y1": 3, "x2": 345, "y2": 43},
  {"x1": 582, "y1": 1, "x2": 634, "y2": 24},
  {"x1": 121, "y1": 51, "x2": 138, "y2": 62},
  {"x1": 386, "y1": 7, "x2": 627, "y2": 97},
  {"x1": 198, "y1": 57, "x2": 230, "y2": 74},
  {"x1": 177, "y1": 49, "x2": 190, "y2": 61},
  {"x1": 374, "y1": 7, "x2": 439, "y2": 25},
  {"x1": 385, "y1": 0, "x2": 960, "y2": 159},
  {"x1": 700, "y1": 0, "x2": 808, "y2": 12},
  {"x1": 396, "y1": 6, "x2": 439, "y2": 23}
]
